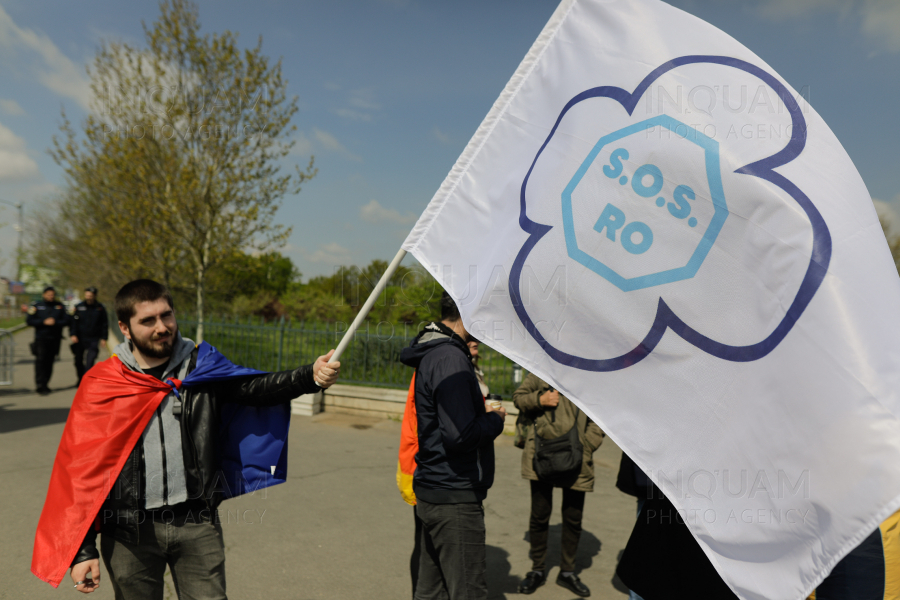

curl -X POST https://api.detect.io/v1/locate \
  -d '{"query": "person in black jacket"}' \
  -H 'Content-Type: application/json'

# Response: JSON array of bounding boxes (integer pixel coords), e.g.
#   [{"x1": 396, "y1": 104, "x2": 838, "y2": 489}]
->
[
  {"x1": 615, "y1": 453, "x2": 655, "y2": 600},
  {"x1": 615, "y1": 457, "x2": 891, "y2": 600},
  {"x1": 25, "y1": 286, "x2": 70, "y2": 395},
  {"x1": 68, "y1": 279, "x2": 341, "y2": 598},
  {"x1": 70, "y1": 286, "x2": 109, "y2": 386},
  {"x1": 399, "y1": 292, "x2": 507, "y2": 600}
]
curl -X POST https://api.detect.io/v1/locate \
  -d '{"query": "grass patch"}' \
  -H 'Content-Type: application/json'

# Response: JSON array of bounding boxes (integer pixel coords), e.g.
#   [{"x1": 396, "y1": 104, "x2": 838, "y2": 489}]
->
[{"x1": 0, "y1": 317, "x2": 25, "y2": 330}]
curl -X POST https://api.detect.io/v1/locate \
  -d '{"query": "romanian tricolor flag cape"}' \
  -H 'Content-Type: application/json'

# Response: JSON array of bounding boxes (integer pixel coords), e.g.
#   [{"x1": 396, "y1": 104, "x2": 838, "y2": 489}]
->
[
  {"x1": 31, "y1": 342, "x2": 290, "y2": 587},
  {"x1": 396, "y1": 374, "x2": 417, "y2": 506}
]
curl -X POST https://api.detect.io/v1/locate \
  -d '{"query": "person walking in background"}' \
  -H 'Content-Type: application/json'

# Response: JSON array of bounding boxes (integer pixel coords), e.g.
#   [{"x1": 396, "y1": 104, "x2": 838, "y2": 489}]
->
[
  {"x1": 399, "y1": 291, "x2": 506, "y2": 600},
  {"x1": 70, "y1": 286, "x2": 109, "y2": 386},
  {"x1": 26, "y1": 286, "x2": 70, "y2": 395},
  {"x1": 513, "y1": 373, "x2": 604, "y2": 597}
]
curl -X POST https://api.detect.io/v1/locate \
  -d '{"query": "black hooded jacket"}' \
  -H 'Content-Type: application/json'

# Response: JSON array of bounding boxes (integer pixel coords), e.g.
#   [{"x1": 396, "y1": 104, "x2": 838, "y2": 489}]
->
[{"x1": 399, "y1": 322, "x2": 504, "y2": 504}]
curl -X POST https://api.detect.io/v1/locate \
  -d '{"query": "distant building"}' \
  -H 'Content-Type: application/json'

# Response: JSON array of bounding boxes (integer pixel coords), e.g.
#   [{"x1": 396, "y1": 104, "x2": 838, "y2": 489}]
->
[{"x1": 1, "y1": 278, "x2": 25, "y2": 295}]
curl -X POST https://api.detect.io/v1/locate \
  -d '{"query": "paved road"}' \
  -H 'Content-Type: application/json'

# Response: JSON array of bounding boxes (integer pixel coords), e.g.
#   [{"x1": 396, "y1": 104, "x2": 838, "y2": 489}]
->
[{"x1": 1, "y1": 327, "x2": 637, "y2": 599}]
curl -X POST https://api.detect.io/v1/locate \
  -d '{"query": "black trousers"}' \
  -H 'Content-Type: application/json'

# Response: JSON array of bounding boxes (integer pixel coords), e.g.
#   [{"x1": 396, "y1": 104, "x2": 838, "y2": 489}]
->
[
  {"x1": 616, "y1": 495, "x2": 738, "y2": 600},
  {"x1": 73, "y1": 338, "x2": 101, "y2": 382},
  {"x1": 411, "y1": 506, "x2": 423, "y2": 598},
  {"x1": 414, "y1": 499, "x2": 488, "y2": 600},
  {"x1": 34, "y1": 337, "x2": 60, "y2": 390},
  {"x1": 529, "y1": 480, "x2": 585, "y2": 573}
]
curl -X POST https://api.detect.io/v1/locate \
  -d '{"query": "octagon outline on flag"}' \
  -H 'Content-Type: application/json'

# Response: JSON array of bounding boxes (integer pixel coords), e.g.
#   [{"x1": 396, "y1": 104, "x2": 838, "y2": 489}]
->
[{"x1": 562, "y1": 114, "x2": 729, "y2": 291}]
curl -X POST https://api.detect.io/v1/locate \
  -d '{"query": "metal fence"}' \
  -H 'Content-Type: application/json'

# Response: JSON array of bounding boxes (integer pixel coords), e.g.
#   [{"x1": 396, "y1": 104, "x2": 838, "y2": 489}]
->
[
  {"x1": 0, "y1": 329, "x2": 13, "y2": 386},
  {"x1": 177, "y1": 317, "x2": 524, "y2": 398}
]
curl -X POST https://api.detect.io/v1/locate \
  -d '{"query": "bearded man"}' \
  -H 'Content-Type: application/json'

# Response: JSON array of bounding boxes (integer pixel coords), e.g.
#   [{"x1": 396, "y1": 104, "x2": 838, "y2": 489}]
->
[{"x1": 32, "y1": 279, "x2": 340, "y2": 598}]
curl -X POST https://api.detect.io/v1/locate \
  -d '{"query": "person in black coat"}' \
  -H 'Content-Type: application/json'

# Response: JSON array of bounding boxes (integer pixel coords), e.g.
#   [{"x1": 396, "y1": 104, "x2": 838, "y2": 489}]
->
[
  {"x1": 25, "y1": 286, "x2": 70, "y2": 395},
  {"x1": 69, "y1": 286, "x2": 109, "y2": 385},
  {"x1": 615, "y1": 453, "x2": 891, "y2": 600}
]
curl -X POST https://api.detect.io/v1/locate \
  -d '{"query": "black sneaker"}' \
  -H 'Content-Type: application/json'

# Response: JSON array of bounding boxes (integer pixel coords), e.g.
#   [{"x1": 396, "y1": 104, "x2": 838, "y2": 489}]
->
[
  {"x1": 517, "y1": 571, "x2": 546, "y2": 594},
  {"x1": 556, "y1": 572, "x2": 590, "y2": 597},
  {"x1": 37, "y1": 387, "x2": 51, "y2": 396}
]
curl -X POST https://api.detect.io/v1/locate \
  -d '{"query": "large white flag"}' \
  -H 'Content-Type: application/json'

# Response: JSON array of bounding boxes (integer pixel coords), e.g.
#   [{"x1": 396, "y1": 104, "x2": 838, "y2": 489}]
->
[{"x1": 402, "y1": 1, "x2": 900, "y2": 598}]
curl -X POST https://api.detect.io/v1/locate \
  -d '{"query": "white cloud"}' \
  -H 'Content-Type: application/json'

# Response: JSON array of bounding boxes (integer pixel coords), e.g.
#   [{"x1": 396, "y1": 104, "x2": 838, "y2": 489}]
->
[
  {"x1": 756, "y1": 0, "x2": 846, "y2": 19},
  {"x1": 331, "y1": 87, "x2": 381, "y2": 122},
  {"x1": 0, "y1": 151, "x2": 39, "y2": 181},
  {"x1": 861, "y1": 0, "x2": 900, "y2": 52},
  {"x1": 0, "y1": 122, "x2": 39, "y2": 182},
  {"x1": 332, "y1": 108, "x2": 373, "y2": 122},
  {"x1": 757, "y1": 0, "x2": 900, "y2": 52},
  {"x1": 348, "y1": 88, "x2": 380, "y2": 111},
  {"x1": 432, "y1": 127, "x2": 452, "y2": 145},
  {"x1": 0, "y1": 5, "x2": 91, "y2": 109},
  {"x1": 290, "y1": 128, "x2": 362, "y2": 162},
  {"x1": 23, "y1": 182, "x2": 62, "y2": 199},
  {"x1": 305, "y1": 242, "x2": 353, "y2": 264},
  {"x1": 292, "y1": 132, "x2": 314, "y2": 157},
  {"x1": 315, "y1": 128, "x2": 347, "y2": 151},
  {"x1": 0, "y1": 98, "x2": 24, "y2": 116},
  {"x1": 874, "y1": 197, "x2": 900, "y2": 232},
  {"x1": 313, "y1": 128, "x2": 362, "y2": 161},
  {"x1": 359, "y1": 199, "x2": 418, "y2": 226}
]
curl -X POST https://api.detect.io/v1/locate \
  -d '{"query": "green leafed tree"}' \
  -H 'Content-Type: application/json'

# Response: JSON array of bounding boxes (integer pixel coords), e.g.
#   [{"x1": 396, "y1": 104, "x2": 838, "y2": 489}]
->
[
  {"x1": 297, "y1": 259, "x2": 441, "y2": 325},
  {"x1": 45, "y1": 0, "x2": 314, "y2": 340},
  {"x1": 881, "y1": 218, "x2": 900, "y2": 277}
]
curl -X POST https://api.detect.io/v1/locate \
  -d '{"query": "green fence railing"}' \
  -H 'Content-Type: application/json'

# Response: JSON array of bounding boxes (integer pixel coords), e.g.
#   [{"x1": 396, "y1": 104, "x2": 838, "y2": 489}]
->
[{"x1": 176, "y1": 318, "x2": 524, "y2": 398}]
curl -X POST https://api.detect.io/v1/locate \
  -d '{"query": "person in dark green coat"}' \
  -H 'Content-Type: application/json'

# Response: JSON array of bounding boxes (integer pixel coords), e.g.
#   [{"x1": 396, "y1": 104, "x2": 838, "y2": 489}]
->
[{"x1": 513, "y1": 372, "x2": 605, "y2": 597}]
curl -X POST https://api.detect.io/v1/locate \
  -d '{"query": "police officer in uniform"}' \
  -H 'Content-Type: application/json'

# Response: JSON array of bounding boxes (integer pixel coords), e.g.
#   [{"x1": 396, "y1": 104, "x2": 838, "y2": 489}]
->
[
  {"x1": 26, "y1": 286, "x2": 70, "y2": 395},
  {"x1": 70, "y1": 286, "x2": 109, "y2": 386}
]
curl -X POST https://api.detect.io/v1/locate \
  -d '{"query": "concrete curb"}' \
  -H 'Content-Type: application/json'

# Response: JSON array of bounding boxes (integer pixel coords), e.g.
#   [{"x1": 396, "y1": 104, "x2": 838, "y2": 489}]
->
[{"x1": 295, "y1": 383, "x2": 520, "y2": 433}]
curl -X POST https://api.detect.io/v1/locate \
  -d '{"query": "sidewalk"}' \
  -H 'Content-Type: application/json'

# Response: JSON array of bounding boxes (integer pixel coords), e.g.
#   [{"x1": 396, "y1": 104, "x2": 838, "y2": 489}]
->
[{"x1": 1, "y1": 327, "x2": 637, "y2": 599}]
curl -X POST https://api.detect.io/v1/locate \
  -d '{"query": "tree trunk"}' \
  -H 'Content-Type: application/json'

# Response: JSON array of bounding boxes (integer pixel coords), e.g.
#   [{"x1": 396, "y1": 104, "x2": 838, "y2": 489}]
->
[
  {"x1": 196, "y1": 265, "x2": 205, "y2": 343},
  {"x1": 195, "y1": 220, "x2": 214, "y2": 344}
]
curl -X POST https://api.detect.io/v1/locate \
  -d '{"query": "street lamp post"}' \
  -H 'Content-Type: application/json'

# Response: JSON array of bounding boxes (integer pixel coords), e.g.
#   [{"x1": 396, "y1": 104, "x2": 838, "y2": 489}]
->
[{"x1": 0, "y1": 199, "x2": 24, "y2": 281}]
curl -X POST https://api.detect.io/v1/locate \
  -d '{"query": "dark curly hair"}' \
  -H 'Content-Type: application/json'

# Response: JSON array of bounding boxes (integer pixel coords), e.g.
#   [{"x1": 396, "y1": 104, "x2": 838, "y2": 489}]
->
[
  {"x1": 440, "y1": 291, "x2": 460, "y2": 322},
  {"x1": 115, "y1": 279, "x2": 174, "y2": 324}
]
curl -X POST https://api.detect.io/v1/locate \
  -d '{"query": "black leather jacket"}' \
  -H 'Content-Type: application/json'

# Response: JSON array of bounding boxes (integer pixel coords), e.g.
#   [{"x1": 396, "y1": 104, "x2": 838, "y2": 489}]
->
[{"x1": 72, "y1": 347, "x2": 320, "y2": 565}]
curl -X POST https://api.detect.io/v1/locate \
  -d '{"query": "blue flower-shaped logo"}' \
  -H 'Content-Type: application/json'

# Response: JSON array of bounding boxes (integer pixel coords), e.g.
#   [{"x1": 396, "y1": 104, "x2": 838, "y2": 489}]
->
[{"x1": 509, "y1": 56, "x2": 832, "y2": 372}]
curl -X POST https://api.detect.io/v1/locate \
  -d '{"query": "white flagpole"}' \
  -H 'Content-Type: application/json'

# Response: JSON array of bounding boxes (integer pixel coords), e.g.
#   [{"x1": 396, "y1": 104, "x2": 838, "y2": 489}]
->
[{"x1": 329, "y1": 248, "x2": 408, "y2": 363}]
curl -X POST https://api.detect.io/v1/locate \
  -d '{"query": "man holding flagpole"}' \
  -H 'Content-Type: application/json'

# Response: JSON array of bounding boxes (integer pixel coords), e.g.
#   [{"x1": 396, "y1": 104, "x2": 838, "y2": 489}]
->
[{"x1": 32, "y1": 279, "x2": 341, "y2": 597}]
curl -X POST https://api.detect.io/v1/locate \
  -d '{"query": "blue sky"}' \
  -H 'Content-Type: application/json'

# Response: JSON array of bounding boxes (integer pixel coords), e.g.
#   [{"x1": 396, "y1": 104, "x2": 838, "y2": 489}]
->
[{"x1": 0, "y1": 0, "x2": 897, "y2": 281}]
